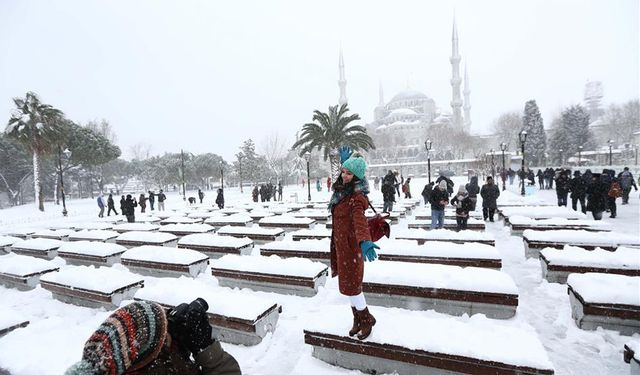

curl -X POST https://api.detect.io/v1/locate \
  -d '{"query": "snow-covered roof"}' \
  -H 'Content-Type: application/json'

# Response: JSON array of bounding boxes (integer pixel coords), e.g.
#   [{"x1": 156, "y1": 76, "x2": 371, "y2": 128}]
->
[
  {"x1": 388, "y1": 108, "x2": 418, "y2": 117},
  {"x1": 389, "y1": 89, "x2": 429, "y2": 102}
]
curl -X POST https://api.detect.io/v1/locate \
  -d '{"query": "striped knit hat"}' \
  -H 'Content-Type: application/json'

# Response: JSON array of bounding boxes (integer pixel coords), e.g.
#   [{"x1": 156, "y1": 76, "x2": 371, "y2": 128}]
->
[{"x1": 65, "y1": 301, "x2": 168, "y2": 375}]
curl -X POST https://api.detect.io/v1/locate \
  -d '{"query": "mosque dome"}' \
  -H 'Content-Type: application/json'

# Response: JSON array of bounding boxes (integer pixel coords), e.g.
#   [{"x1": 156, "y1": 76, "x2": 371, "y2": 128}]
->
[{"x1": 389, "y1": 90, "x2": 429, "y2": 102}]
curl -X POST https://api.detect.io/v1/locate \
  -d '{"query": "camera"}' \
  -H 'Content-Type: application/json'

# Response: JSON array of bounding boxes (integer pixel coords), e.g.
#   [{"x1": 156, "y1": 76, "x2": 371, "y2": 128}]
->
[{"x1": 167, "y1": 298, "x2": 213, "y2": 355}]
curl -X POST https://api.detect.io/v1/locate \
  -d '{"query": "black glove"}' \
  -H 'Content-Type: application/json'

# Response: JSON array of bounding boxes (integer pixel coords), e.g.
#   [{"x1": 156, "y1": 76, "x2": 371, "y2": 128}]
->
[{"x1": 184, "y1": 309, "x2": 214, "y2": 354}]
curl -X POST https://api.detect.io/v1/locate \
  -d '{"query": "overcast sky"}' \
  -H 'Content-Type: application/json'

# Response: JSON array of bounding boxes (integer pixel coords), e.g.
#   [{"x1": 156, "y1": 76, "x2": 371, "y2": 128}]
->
[{"x1": 1, "y1": 0, "x2": 638, "y2": 160}]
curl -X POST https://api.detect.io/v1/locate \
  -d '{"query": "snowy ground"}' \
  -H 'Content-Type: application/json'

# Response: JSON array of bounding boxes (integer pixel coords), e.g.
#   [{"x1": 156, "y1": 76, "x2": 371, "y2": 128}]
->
[{"x1": 0, "y1": 176, "x2": 638, "y2": 374}]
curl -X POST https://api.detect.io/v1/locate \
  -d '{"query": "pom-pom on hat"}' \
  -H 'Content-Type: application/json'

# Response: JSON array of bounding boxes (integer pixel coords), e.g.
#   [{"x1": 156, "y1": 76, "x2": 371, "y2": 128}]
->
[
  {"x1": 342, "y1": 153, "x2": 367, "y2": 180},
  {"x1": 65, "y1": 301, "x2": 168, "y2": 375}
]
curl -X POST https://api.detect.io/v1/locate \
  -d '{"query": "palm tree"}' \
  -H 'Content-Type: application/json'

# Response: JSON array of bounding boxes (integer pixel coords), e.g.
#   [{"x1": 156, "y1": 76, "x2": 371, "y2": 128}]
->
[
  {"x1": 292, "y1": 104, "x2": 375, "y2": 184},
  {"x1": 5, "y1": 92, "x2": 64, "y2": 211}
]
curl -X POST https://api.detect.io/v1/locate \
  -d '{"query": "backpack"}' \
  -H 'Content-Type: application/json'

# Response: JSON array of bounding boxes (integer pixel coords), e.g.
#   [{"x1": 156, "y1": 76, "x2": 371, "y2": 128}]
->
[
  {"x1": 350, "y1": 197, "x2": 390, "y2": 242},
  {"x1": 608, "y1": 182, "x2": 622, "y2": 198}
]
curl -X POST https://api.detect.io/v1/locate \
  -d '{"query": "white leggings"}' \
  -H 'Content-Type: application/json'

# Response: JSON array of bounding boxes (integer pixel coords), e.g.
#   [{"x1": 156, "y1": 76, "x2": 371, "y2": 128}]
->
[{"x1": 349, "y1": 293, "x2": 367, "y2": 311}]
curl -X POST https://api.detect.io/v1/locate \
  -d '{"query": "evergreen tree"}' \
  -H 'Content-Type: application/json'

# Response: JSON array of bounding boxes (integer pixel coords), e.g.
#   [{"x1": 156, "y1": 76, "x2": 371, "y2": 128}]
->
[
  {"x1": 521, "y1": 100, "x2": 546, "y2": 166},
  {"x1": 548, "y1": 105, "x2": 594, "y2": 165}
]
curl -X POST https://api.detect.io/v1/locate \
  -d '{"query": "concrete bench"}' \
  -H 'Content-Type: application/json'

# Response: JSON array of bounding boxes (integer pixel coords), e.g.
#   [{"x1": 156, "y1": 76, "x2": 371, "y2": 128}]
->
[
  {"x1": 395, "y1": 229, "x2": 495, "y2": 246},
  {"x1": 260, "y1": 239, "x2": 330, "y2": 264},
  {"x1": 71, "y1": 222, "x2": 115, "y2": 231},
  {"x1": 291, "y1": 228, "x2": 332, "y2": 241},
  {"x1": 217, "y1": 207, "x2": 248, "y2": 215},
  {"x1": 204, "y1": 214, "x2": 253, "y2": 228},
  {"x1": 363, "y1": 261, "x2": 518, "y2": 319},
  {"x1": 0, "y1": 235, "x2": 23, "y2": 254},
  {"x1": 266, "y1": 206, "x2": 291, "y2": 215},
  {"x1": 523, "y1": 230, "x2": 640, "y2": 258},
  {"x1": 291, "y1": 210, "x2": 331, "y2": 222},
  {"x1": 178, "y1": 234, "x2": 254, "y2": 258},
  {"x1": 414, "y1": 210, "x2": 483, "y2": 220},
  {"x1": 159, "y1": 216, "x2": 203, "y2": 225},
  {"x1": 10, "y1": 238, "x2": 63, "y2": 260},
  {"x1": 567, "y1": 273, "x2": 640, "y2": 335},
  {"x1": 304, "y1": 306, "x2": 554, "y2": 375},
  {"x1": 407, "y1": 218, "x2": 486, "y2": 231},
  {"x1": 0, "y1": 253, "x2": 59, "y2": 290},
  {"x1": 247, "y1": 211, "x2": 275, "y2": 220},
  {"x1": 135, "y1": 279, "x2": 282, "y2": 346},
  {"x1": 258, "y1": 216, "x2": 316, "y2": 231},
  {"x1": 31, "y1": 229, "x2": 76, "y2": 241},
  {"x1": 112, "y1": 223, "x2": 160, "y2": 233},
  {"x1": 121, "y1": 245, "x2": 209, "y2": 278},
  {"x1": 158, "y1": 223, "x2": 215, "y2": 237},
  {"x1": 211, "y1": 254, "x2": 328, "y2": 297},
  {"x1": 508, "y1": 216, "x2": 611, "y2": 236},
  {"x1": 57, "y1": 241, "x2": 127, "y2": 267},
  {"x1": 40, "y1": 266, "x2": 144, "y2": 309},
  {"x1": 540, "y1": 246, "x2": 640, "y2": 283},
  {"x1": 115, "y1": 231, "x2": 178, "y2": 248},
  {"x1": 217, "y1": 225, "x2": 285, "y2": 244},
  {"x1": 624, "y1": 342, "x2": 640, "y2": 375},
  {"x1": 498, "y1": 206, "x2": 588, "y2": 224},
  {"x1": 68, "y1": 229, "x2": 119, "y2": 243},
  {"x1": 3, "y1": 229, "x2": 35, "y2": 240},
  {"x1": 366, "y1": 210, "x2": 400, "y2": 223}
]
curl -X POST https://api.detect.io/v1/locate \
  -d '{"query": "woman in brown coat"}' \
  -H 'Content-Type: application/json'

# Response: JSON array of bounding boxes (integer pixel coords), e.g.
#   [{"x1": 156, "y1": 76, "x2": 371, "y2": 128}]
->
[{"x1": 328, "y1": 152, "x2": 380, "y2": 340}]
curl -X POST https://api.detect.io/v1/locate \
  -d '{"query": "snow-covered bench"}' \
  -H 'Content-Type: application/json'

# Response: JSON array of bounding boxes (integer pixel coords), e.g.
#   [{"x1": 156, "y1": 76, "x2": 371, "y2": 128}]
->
[
  {"x1": 112, "y1": 222, "x2": 160, "y2": 233},
  {"x1": 291, "y1": 228, "x2": 332, "y2": 241},
  {"x1": 115, "y1": 231, "x2": 178, "y2": 248},
  {"x1": 523, "y1": 229, "x2": 640, "y2": 258},
  {"x1": 497, "y1": 190, "x2": 554, "y2": 207},
  {"x1": 72, "y1": 222, "x2": 114, "y2": 231},
  {"x1": 248, "y1": 211, "x2": 274, "y2": 220},
  {"x1": 0, "y1": 235, "x2": 23, "y2": 254},
  {"x1": 266, "y1": 206, "x2": 291, "y2": 215},
  {"x1": 498, "y1": 206, "x2": 588, "y2": 223},
  {"x1": 31, "y1": 229, "x2": 76, "y2": 241},
  {"x1": 407, "y1": 218, "x2": 486, "y2": 231},
  {"x1": 260, "y1": 239, "x2": 330, "y2": 264},
  {"x1": 217, "y1": 225, "x2": 285, "y2": 244},
  {"x1": 10, "y1": 238, "x2": 63, "y2": 260},
  {"x1": 291, "y1": 209, "x2": 331, "y2": 222},
  {"x1": 135, "y1": 278, "x2": 282, "y2": 346},
  {"x1": 624, "y1": 341, "x2": 640, "y2": 375},
  {"x1": 68, "y1": 229, "x2": 119, "y2": 243},
  {"x1": 204, "y1": 214, "x2": 253, "y2": 228},
  {"x1": 57, "y1": 241, "x2": 127, "y2": 267},
  {"x1": 4, "y1": 228, "x2": 35, "y2": 240},
  {"x1": 0, "y1": 253, "x2": 59, "y2": 290},
  {"x1": 508, "y1": 215, "x2": 611, "y2": 235},
  {"x1": 362, "y1": 261, "x2": 518, "y2": 319},
  {"x1": 414, "y1": 210, "x2": 483, "y2": 220},
  {"x1": 40, "y1": 266, "x2": 144, "y2": 309},
  {"x1": 188, "y1": 211, "x2": 225, "y2": 220},
  {"x1": 211, "y1": 255, "x2": 328, "y2": 297},
  {"x1": 160, "y1": 216, "x2": 203, "y2": 225},
  {"x1": 0, "y1": 313, "x2": 29, "y2": 338},
  {"x1": 258, "y1": 216, "x2": 316, "y2": 231},
  {"x1": 217, "y1": 207, "x2": 248, "y2": 215},
  {"x1": 567, "y1": 273, "x2": 640, "y2": 335},
  {"x1": 158, "y1": 223, "x2": 215, "y2": 237},
  {"x1": 366, "y1": 210, "x2": 400, "y2": 223},
  {"x1": 132, "y1": 216, "x2": 163, "y2": 224},
  {"x1": 121, "y1": 245, "x2": 209, "y2": 278},
  {"x1": 395, "y1": 229, "x2": 496, "y2": 246},
  {"x1": 540, "y1": 246, "x2": 640, "y2": 283},
  {"x1": 304, "y1": 306, "x2": 554, "y2": 375},
  {"x1": 178, "y1": 234, "x2": 254, "y2": 258}
]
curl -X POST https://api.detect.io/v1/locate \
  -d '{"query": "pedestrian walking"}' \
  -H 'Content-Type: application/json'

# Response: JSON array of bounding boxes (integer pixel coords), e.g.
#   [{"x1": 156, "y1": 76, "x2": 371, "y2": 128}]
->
[
  {"x1": 606, "y1": 169, "x2": 621, "y2": 218},
  {"x1": 555, "y1": 170, "x2": 570, "y2": 207},
  {"x1": 215, "y1": 188, "x2": 224, "y2": 209},
  {"x1": 618, "y1": 167, "x2": 638, "y2": 204},
  {"x1": 382, "y1": 170, "x2": 396, "y2": 213},
  {"x1": 429, "y1": 180, "x2": 449, "y2": 229},
  {"x1": 278, "y1": 182, "x2": 283, "y2": 201},
  {"x1": 148, "y1": 190, "x2": 155, "y2": 211},
  {"x1": 402, "y1": 177, "x2": 412, "y2": 199},
  {"x1": 252, "y1": 185, "x2": 259, "y2": 202},
  {"x1": 107, "y1": 193, "x2": 118, "y2": 216},
  {"x1": 138, "y1": 193, "x2": 147, "y2": 213},
  {"x1": 465, "y1": 176, "x2": 480, "y2": 211},
  {"x1": 198, "y1": 189, "x2": 205, "y2": 204},
  {"x1": 586, "y1": 173, "x2": 607, "y2": 220},
  {"x1": 568, "y1": 170, "x2": 587, "y2": 213},
  {"x1": 480, "y1": 176, "x2": 500, "y2": 222},
  {"x1": 157, "y1": 189, "x2": 166, "y2": 211},
  {"x1": 119, "y1": 195, "x2": 126, "y2": 216},
  {"x1": 97, "y1": 194, "x2": 105, "y2": 218},
  {"x1": 122, "y1": 194, "x2": 138, "y2": 223}
]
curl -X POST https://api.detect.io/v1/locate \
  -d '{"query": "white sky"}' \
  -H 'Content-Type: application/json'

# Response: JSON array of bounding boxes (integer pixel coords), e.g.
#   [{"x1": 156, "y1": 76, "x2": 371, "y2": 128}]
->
[{"x1": 1, "y1": 0, "x2": 638, "y2": 160}]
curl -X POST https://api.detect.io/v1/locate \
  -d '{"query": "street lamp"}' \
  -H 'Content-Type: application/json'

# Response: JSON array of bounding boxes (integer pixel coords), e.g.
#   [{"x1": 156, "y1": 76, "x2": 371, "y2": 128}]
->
[
  {"x1": 608, "y1": 139, "x2": 614, "y2": 166},
  {"x1": 578, "y1": 145, "x2": 583, "y2": 165},
  {"x1": 519, "y1": 130, "x2": 528, "y2": 196},
  {"x1": 303, "y1": 151, "x2": 311, "y2": 201},
  {"x1": 220, "y1": 160, "x2": 224, "y2": 191},
  {"x1": 424, "y1": 139, "x2": 432, "y2": 183},
  {"x1": 558, "y1": 149, "x2": 563, "y2": 166},
  {"x1": 238, "y1": 154, "x2": 243, "y2": 193},
  {"x1": 58, "y1": 146, "x2": 71, "y2": 216},
  {"x1": 490, "y1": 148, "x2": 495, "y2": 179},
  {"x1": 500, "y1": 142, "x2": 507, "y2": 191}
]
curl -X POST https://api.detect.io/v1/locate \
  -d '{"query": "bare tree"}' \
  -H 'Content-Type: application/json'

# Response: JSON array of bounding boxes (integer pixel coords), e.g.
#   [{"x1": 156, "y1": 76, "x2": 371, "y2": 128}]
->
[
  {"x1": 86, "y1": 119, "x2": 118, "y2": 144},
  {"x1": 129, "y1": 142, "x2": 152, "y2": 161},
  {"x1": 260, "y1": 132, "x2": 290, "y2": 181},
  {"x1": 491, "y1": 111, "x2": 522, "y2": 150}
]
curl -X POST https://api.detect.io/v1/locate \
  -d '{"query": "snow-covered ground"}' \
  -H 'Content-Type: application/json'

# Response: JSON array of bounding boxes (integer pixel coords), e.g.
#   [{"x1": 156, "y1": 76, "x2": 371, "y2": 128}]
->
[{"x1": 0, "y1": 176, "x2": 638, "y2": 374}]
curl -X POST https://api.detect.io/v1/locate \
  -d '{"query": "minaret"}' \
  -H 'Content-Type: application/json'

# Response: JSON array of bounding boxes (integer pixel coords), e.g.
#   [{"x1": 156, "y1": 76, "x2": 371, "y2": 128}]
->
[
  {"x1": 338, "y1": 47, "x2": 348, "y2": 105},
  {"x1": 450, "y1": 15, "x2": 463, "y2": 128},
  {"x1": 374, "y1": 80, "x2": 385, "y2": 121},
  {"x1": 463, "y1": 65, "x2": 471, "y2": 132}
]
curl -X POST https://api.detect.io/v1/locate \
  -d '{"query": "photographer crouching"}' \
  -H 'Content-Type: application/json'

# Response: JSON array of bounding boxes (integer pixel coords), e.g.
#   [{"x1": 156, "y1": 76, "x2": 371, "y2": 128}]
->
[{"x1": 65, "y1": 299, "x2": 241, "y2": 375}]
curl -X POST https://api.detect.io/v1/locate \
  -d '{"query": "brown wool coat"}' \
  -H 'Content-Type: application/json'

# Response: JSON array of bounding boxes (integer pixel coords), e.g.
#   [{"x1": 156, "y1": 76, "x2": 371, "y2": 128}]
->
[{"x1": 330, "y1": 191, "x2": 372, "y2": 296}]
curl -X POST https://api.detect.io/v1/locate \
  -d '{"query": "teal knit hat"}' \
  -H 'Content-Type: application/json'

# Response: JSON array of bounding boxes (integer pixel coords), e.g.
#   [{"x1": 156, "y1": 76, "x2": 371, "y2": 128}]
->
[{"x1": 342, "y1": 154, "x2": 367, "y2": 180}]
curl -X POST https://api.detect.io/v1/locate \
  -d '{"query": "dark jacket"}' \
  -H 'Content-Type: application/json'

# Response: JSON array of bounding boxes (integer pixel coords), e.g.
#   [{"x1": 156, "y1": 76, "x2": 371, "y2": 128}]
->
[
  {"x1": 157, "y1": 192, "x2": 166, "y2": 202},
  {"x1": 450, "y1": 193, "x2": 473, "y2": 216},
  {"x1": 429, "y1": 186, "x2": 449, "y2": 210},
  {"x1": 137, "y1": 340, "x2": 241, "y2": 375},
  {"x1": 618, "y1": 170, "x2": 637, "y2": 190},
  {"x1": 122, "y1": 197, "x2": 138, "y2": 216},
  {"x1": 215, "y1": 191, "x2": 224, "y2": 206},
  {"x1": 586, "y1": 174, "x2": 608, "y2": 212},
  {"x1": 435, "y1": 176, "x2": 454, "y2": 194},
  {"x1": 569, "y1": 174, "x2": 587, "y2": 198},
  {"x1": 421, "y1": 183, "x2": 434, "y2": 201},
  {"x1": 382, "y1": 182, "x2": 395, "y2": 203},
  {"x1": 107, "y1": 194, "x2": 115, "y2": 208},
  {"x1": 555, "y1": 173, "x2": 570, "y2": 194},
  {"x1": 465, "y1": 176, "x2": 479, "y2": 198},
  {"x1": 480, "y1": 183, "x2": 500, "y2": 209}
]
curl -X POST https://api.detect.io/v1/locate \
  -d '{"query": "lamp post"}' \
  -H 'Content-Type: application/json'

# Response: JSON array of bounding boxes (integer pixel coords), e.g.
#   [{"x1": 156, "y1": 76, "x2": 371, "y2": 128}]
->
[
  {"x1": 500, "y1": 143, "x2": 507, "y2": 191},
  {"x1": 558, "y1": 149, "x2": 563, "y2": 166},
  {"x1": 490, "y1": 149, "x2": 495, "y2": 178},
  {"x1": 238, "y1": 154, "x2": 243, "y2": 193},
  {"x1": 519, "y1": 130, "x2": 528, "y2": 196},
  {"x1": 220, "y1": 160, "x2": 224, "y2": 191},
  {"x1": 181, "y1": 149, "x2": 186, "y2": 201},
  {"x1": 608, "y1": 139, "x2": 614, "y2": 166},
  {"x1": 424, "y1": 139, "x2": 432, "y2": 183},
  {"x1": 578, "y1": 145, "x2": 583, "y2": 165},
  {"x1": 303, "y1": 151, "x2": 311, "y2": 201},
  {"x1": 58, "y1": 146, "x2": 71, "y2": 216}
]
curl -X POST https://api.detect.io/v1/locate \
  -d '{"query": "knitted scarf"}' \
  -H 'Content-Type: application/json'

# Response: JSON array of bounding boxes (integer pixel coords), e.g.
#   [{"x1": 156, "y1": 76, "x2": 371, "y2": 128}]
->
[{"x1": 328, "y1": 178, "x2": 370, "y2": 212}]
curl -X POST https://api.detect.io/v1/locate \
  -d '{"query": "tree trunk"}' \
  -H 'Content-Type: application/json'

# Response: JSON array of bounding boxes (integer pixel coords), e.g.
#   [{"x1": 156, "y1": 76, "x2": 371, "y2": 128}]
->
[
  {"x1": 33, "y1": 152, "x2": 44, "y2": 211},
  {"x1": 329, "y1": 149, "x2": 341, "y2": 186}
]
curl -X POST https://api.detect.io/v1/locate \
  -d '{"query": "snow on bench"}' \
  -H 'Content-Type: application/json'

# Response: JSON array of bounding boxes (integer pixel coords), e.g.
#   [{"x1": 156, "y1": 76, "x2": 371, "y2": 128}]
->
[
  {"x1": 370, "y1": 204, "x2": 408, "y2": 215},
  {"x1": 10, "y1": 238, "x2": 63, "y2": 259},
  {"x1": 394, "y1": 228, "x2": 496, "y2": 246},
  {"x1": 112, "y1": 222, "x2": 160, "y2": 233},
  {"x1": 0, "y1": 311, "x2": 30, "y2": 338},
  {"x1": 0, "y1": 253, "x2": 59, "y2": 290},
  {"x1": 498, "y1": 206, "x2": 588, "y2": 223},
  {"x1": 540, "y1": 246, "x2": 640, "y2": 283},
  {"x1": 283, "y1": 203, "x2": 307, "y2": 211},
  {"x1": 260, "y1": 239, "x2": 331, "y2": 264},
  {"x1": 115, "y1": 231, "x2": 178, "y2": 248},
  {"x1": 414, "y1": 210, "x2": 484, "y2": 220},
  {"x1": 407, "y1": 218, "x2": 486, "y2": 231},
  {"x1": 133, "y1": 215, "x2": 163, "y2": 224},
  {"x1": 258, "y1": 215, "x2": 316, "y2": 231},
  {"x1": 248, "y1": 210, "x2": 275, "y2": 220},
  {"x1": 0, "y1": 235, "x2": 23, "y2": 254},
  {"x1": 508, "y1": 215, "x2": 612, "y2": 235},
  {"x1": 121, "y1": 245, "x2": 209, "y2": 278},
  {"x1": 57, "y1": 241, "x2": 127, "y2": 267},
  {"x1": 31, "y1": 229, "x2": 76, "y2": 241},
  {"x1": 217, "y1": 225, "x2": 285, "y2": 244},
  {"x1": 567, "y1": 273, "x2": 640, "y2": 335},
  {"x1": 204, "y1": 214, "x2": 253, "y2": 228},
  {"x1": 72, "y1": 222, "x2": 115, "y2": 231},
  {"x1": 266, "y1": 206, "x2": 292, "y2": 215},
  {"x1": 290, "y1": 209, "x2": 331, "y2": 222},
  {"x1": 188, "y1": 211, "x2": 226, "y2": 220},
  {"x1": 291, "y1": 228, "x2": 332, "y2": 241},
  {"x1": 366, "y1": 210, "x2": 401, "y2": 222},
  {"x1": 135, "y1": 278, "x2": 282, "y2": 346},
  {"x1": 158, "y1": 223, "x2": 215, "y2": 237},
  {"x1": 97, "y1": 216, "x2": 125, "y2": 224},
  {"x1": 497, "y1": 190, "x2": 553, "y2": 207},
  {"x1": 624, "y1": 340, "x2": 640, "y2": 375},
  {"x1": 304, "y1": 305, "x2": 554, "y2": 375},
  {"x1": 211, "y1": 254, "x2": 328, "y2": 297},
  {"x1": 218, "y1": 207, "x2": 248, "y2": 215},
  {"x1": 40, "y1": 266, "x2": 144, "y2": 309},
  {"x1": 3, "y1": 228, "x2": 36, "y2": 240},
  {"x1": 178, "y1": 234, "x2": 254, "y2": 258},
  {"x1": 362, "y1": 261, "x2": 518, "y2": 319},
  {"x1": 68, "y1": 229, "x2": 120, "y2": 243},
  {"x1": 523, "y1": 229, "x2": 640, "y2": 258},
  {"x1": 160, "y1": 216, "x2": 203, "y2": 225}
]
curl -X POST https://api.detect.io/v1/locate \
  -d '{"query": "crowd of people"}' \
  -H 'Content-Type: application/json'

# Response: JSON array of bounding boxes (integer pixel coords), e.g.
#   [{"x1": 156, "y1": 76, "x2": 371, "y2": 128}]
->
[{"x1": 96, "y1": 188, "x2": 169, "y2": 223}]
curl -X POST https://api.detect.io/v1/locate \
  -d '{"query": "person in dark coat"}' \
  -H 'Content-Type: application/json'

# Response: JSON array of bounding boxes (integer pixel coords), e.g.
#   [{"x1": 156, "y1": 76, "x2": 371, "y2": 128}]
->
[
  {"x1": 402, "y1": 177, "x2": 412, "y2": 198},
  {"x1": 215, "y1": 188, "x2": 224, "y2": 209},
  {"x1": 586, "y1": 173, "x2": 607, "y2": 220},
  {"x1": 122, "y1": 194, "x2": 138, "y2": 223},
  {"x1": 198, "y1": 189, "x2": 205, "y2": 204},
  {"x1": 568, "y1": 170, "x2": 587, "y2": 213},
  {"x1": 148, "y1": 190, "x2": 155, "y2": 211},
  {"x1": 421, "y1": 182, "x2": 434, "y2": 206},
  {"x1": 120, "y1": 195, "x2": 126, "y2": 216},
  {"x1": 429, "y1": 180, "x2": 450, "y2": 229},
  {"x1": 536, "y1": 169, "x2": 544, "y2": 189},
  {"x1": 278, "y1": 182, "x2": 283, "y2": 201},
  {"x1": 555, "y1": 170, "x2": 570, "y2": 207},
  {"x1": 107, "y1": 193, "x2": 118, "y2": 216},
  {"x1": 381, "y1": 179, "x2": 396, "y2": 213},
  {"x1": 618, "y1": 167, "x2": 638, "y2": 204},
  {"x1": 139, "y1": 193, "x2": 147, "y2": 213},
  {"x1": 480, "y1": 176, "x2": 500, "y2": 222},
  {"x1": 605, "y1": 169, "x2": 620, "y2": 218},
  {"x1": 465, "y1": 176, "x2": 480, "y2": 211},
  {"x1": 252, "y1": 185, "x2": 259, "y2": 202},
  {"x1": 328, "y1": 153, "x2": 378, "y2": 340},
  {"x1": 527, "y1": 169, "x2": 535, "y2": 186},
  {"x1": 450, "y1": 186, "x2": 473, "y2": 231},
  {"x1": 157, "y1": 189, "x2": 167, "y2": 211}
]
